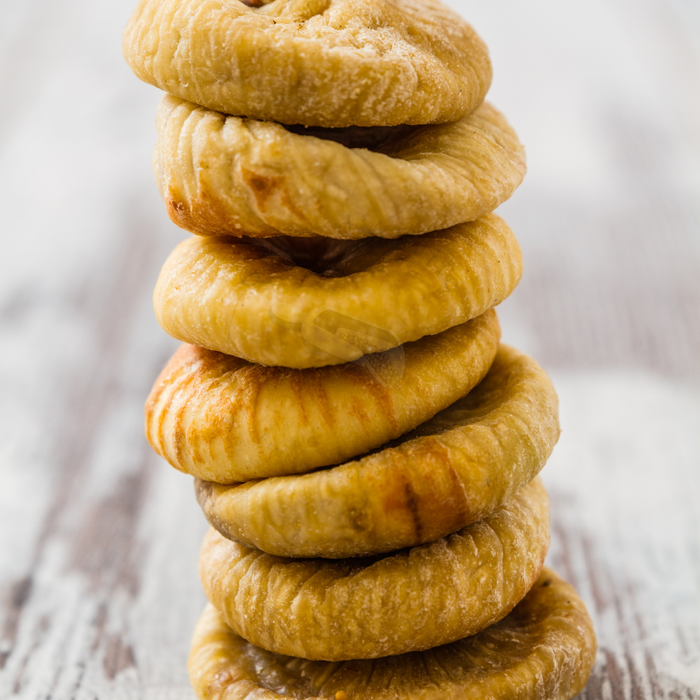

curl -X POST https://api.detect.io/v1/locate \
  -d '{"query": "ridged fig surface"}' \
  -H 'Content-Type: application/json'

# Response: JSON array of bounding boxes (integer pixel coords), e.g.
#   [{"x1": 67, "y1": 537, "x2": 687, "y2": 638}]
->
[
  {"x1": 124, "y1": 0, "x2": 492, "y2": 127},
  {"x1": 197, "y1": 344, "x2": 560, "y2": 557},
  {"x1": 154, "y1": 215, "x2": 520, "y2": 367},
  {"x1": 189, "y1": 567, "x2": 596, "y2": 699},
  {"x1": 198, "y1": 478, "x2": 550, "y2": 661},
  {"x1": 155, "y1": 96, "x2": 525, "y2": 239},
  {"x1": 146, "y1": 311, "x2": 500, "y2": 482}
]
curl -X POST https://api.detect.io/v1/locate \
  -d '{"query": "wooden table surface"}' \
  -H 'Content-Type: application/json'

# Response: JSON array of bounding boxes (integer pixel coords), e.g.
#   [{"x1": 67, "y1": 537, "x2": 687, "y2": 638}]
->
[{"x1": 0, "y1": 0, "x2": 698, "y2": 697}]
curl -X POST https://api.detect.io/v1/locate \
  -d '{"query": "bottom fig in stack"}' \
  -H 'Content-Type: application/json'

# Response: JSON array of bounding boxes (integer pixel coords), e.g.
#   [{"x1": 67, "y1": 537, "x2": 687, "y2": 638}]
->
[{"x1": 190, "y1": 568, "x2": 596, "y2": 700}]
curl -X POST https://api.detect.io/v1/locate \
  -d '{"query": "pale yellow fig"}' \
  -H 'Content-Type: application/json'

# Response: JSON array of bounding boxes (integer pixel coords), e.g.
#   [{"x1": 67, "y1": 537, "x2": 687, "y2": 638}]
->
[
  {"x1": 196, "y1": 344, "x2": 559, "y2": 558},
  {"x1": 190, "y1": 568, "x2": 596, "y2": 699},
  {"x1": 145, "y1": 310, "x2": 500, "y2": 482},
  {"x1": 153, "y1": 215, "x2": 521, "y2": 367},
  {"x1": 198, "y1": 478, "x2": 550, "y2": 661},
  {"x1": 155, "y1": 96, "x2": 525, "y2": 239},
  {"x1": 124, "y1": 0, "x2": 492, "y2": 127}
]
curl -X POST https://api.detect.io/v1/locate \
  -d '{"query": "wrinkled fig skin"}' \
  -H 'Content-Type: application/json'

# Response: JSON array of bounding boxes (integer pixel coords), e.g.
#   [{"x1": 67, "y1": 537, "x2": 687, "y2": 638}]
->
[
  {"x1": 123, "y1": 0, "x2": 492, "y2": 128},
  {"x1": 155, "y1": 96, "x2": 525, "y2": 239},
  {"x1": 189, "y1": 567, "x2": 596, "y2": 700},
  {"x1": 153, "y1": 214, "x2": 521, "y2": 368},
  {"x1": 196, "y1": 344, "x2": 560, "y2": 558},
  {"x1": 145, "y1": 311, "x2": 500, "y2": 483},
  {"x1": 198, "y1": 478, "x2": 550, "y2": 661}
]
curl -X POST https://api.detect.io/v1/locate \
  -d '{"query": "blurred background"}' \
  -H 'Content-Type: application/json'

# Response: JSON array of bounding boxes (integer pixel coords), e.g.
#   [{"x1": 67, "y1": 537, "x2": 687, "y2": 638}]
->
[{"x1": 0, "y1": 1, "x2": 698, "y2": 697}]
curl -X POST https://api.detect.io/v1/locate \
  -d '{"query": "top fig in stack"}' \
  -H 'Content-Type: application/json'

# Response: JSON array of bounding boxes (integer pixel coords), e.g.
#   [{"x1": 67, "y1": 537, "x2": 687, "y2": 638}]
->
[{"x1": 124, "y1": 0, "x2": 493, "y2": 128}]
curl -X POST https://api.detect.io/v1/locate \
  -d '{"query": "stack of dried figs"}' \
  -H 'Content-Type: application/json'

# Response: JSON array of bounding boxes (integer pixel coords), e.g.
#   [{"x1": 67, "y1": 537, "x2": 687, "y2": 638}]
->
[{"x1": 124, "y1": 1, "x2": 596, "y2": 697}]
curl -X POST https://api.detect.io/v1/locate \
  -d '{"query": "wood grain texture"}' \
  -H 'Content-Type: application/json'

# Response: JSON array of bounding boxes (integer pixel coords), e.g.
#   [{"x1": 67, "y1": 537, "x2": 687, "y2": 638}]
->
[{"x1": 0, "y1": 0, "x2": 698, "y2": 698}]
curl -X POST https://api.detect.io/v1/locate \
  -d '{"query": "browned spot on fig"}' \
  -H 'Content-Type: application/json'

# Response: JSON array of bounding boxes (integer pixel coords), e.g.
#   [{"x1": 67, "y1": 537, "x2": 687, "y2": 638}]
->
[
  {"x1": 402, "y1": 476, "x2": 423, "y2": 541},
  {"x1": 166, "y1": 185, "x2": 252, "y2": 237},
  {"x1": 167, "y1": 196, "x2": 186, "y2": 213},
  {"x1": 378, "y1": 455, "x2": 423, "y2": 540},
  {"x1": 241, "y1": 167, "x2": 308, "y2": 224},
  {"x1": 241, "y1": 168, "x2": 283, "y2": 210}
]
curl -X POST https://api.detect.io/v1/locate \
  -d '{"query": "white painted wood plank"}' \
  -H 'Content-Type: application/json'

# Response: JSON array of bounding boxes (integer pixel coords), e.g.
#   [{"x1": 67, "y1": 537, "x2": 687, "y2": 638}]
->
[{"x1": 546, "y1": 372, "x2": 700, "y2": 698}]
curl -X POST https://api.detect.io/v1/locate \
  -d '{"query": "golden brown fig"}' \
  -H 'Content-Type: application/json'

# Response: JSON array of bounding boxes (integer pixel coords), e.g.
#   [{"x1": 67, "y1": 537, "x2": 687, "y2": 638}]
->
[
  {"x1": 123, "y1": 0, "x2": 492, "y2": 127},
  {"x1": 145, "y1": 311, "x2": 500, "y2": 482},
  {"x1": 155, "y1": 96, "x2": 525, "y2": 239},
  {"x1": 189, "y1": 567, "x2": 596, "y2": 700},
  {"x1": 199, "y1": 478, "x2": 550, "y2": 661},
  {"x1": 196, "y1": 344, "x2": 560, "y2": 558},
  {"x1": 153, "y1": 215, "x2": 521, "y2": 368}
]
